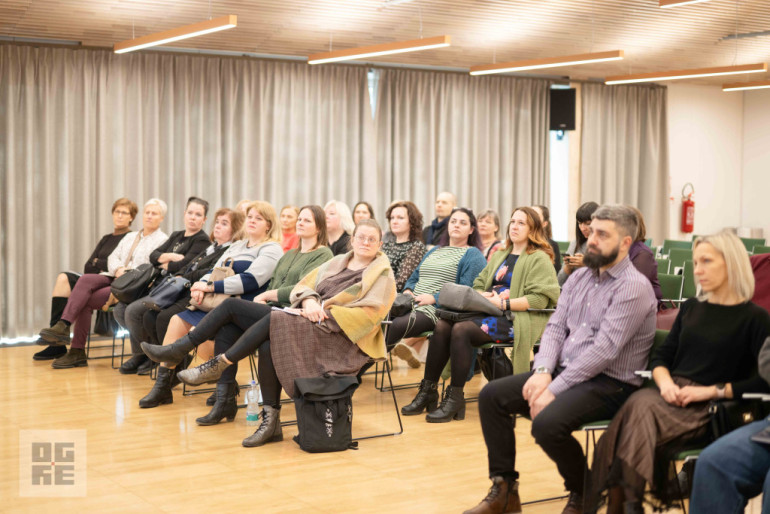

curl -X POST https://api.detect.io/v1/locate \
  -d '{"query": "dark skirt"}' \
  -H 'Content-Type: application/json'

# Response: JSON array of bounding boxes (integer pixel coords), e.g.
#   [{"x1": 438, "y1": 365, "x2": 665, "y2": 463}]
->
[
  {"x1": 269, "y1": 311, "x2": 369, "y2": 398},
  {"x1": 176, "y1": 308, "x2": 206, "y2": 326},
  {"x1": 587, "y1": 376, "x2": 711, "y2": 511}
]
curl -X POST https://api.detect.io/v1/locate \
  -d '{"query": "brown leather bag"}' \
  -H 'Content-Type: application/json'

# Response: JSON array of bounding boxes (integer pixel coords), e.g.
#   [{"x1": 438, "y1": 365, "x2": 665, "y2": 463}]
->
[
  {"x1": 188, "y1": 259, "x2": 235, "y2": 312},
  {"x1": 655, "y1": 301, "x2": 680, "y2": 330}
]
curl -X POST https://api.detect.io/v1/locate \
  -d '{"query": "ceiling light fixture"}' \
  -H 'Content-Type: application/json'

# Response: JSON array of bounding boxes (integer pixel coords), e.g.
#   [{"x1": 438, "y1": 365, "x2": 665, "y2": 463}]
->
[
  {"x1": 722, "y1": 80, "x2": 770, "y2": 91},
  {"x1": 307, "y1": 35, "x2": 450, "y2": 65},
  {"x1": 659, "y1": 0, "x2": 712, "y2": 8},
  {"x1": 469, "y1": 50, "x2": 624, "y2": 76},
  {"x1": 605, "y1": 63, "x2": 767, "y2": 85},
  {"x1": 114, "y1": 15, "x2": 237, "y2": 54}
]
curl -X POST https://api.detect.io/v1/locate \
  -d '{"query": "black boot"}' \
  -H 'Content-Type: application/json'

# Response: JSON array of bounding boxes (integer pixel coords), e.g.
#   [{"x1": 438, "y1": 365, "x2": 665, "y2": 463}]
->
[
  {"x1": 50, "y1": 296, "x2": 68, "y2": 327},
  {"x1": 33, "y1": 345, "x2": 67, "y2": 360},
  {"x1": 195, "y1": 382, "x2": 239, "y2": 426},
  {"x1": 169, "y1": 353, "x2": 194, "y2": 390},
  {"x1": 401, "y1": 379, "x2": 439, "y2": 415},
  {"x1": 138, "y1": 366, "x2": 174, "y2": 408},
  {"x1": 426, "y1": 385, "x2": 465, "y2": 422},
  {"x1": 141, "y1": 335, "x2": 196, "y2": 366}
]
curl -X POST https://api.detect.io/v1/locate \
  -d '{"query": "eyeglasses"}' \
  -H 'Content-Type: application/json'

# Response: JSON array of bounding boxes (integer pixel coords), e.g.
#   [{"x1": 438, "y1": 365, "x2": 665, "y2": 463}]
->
[
  {"x1": 114, "y1": 210, "x2": 131, "y2": 216},
  {"x1": 354, "y1": 235, "x2": 379, "y2": 245}
]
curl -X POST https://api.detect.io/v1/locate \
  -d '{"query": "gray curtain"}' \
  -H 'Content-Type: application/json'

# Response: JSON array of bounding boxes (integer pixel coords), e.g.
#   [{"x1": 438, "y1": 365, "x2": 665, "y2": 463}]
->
[
  {"x1": 375, "y1": 68, "x2": 551, "y2": 224},
  {"x1": 580, "y1": 83, "x2": 669, "y2": 243},
  {"x1": 0, "y1": 44, "x2": 373, "y2": 338}
]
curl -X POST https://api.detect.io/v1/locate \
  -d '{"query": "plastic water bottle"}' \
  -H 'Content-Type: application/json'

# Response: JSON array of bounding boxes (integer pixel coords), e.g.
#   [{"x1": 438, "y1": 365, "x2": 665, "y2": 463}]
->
[{"x1": 246, "y1": 380, "x2": 260, "y2": 426}]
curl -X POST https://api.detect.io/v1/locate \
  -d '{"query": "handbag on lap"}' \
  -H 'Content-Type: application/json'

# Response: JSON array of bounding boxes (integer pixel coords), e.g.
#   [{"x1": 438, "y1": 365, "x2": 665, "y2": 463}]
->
[
  {"x1": 188, "y1": 259, "x2": 235, "y2": 313},
  {"x1": 143, "y1": 275, "x2": 191, "y2": 311},
  {"x1": 110, "y1": 263, "x2": 159, "y2": 304},
  {"x1": 437, "y1": 283, "x2": 504, "y2": 317}
]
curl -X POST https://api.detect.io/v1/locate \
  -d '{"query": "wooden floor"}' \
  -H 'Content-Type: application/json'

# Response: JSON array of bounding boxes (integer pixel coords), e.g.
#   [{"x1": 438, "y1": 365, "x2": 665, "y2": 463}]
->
[{"x1": 1, "y1": 341, "x2": 749, "y2": 513}]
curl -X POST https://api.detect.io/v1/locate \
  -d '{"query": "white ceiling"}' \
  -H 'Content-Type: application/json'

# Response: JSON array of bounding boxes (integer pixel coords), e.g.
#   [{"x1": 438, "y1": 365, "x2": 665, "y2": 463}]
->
[{"x1": 2, "y1": 0, "x2": 770, "y2": 85}]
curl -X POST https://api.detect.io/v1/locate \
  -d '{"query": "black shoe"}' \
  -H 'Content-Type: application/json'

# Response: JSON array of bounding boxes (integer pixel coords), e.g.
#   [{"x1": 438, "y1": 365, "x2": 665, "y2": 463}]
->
[
  {"x1": 401, "y1": 379, "x2": 439, "y2": 415},
  {"x1": 426, "y1": 385, "x2": 466, "y2": 423},
  {"x1": 33, "y1": 345, "x2": 67, "y2": 360},
  {"x1": 141, "y1": 335, "x2": 196, "y2": 366},
  {"x1": 169, "y1": 354, "x2": 194, "y2": 390},
  {"x1": 206, "y1": 391, "x2": 217, "y2": 406},
  {"x1": 139, "y1": 366, "x2": 174, "y2": 408},
  {"x1": 119, "y1": 354, "x2": 148, "y2": 374},
  {"x1": 195, "y1": 382, "x2": 239, "y2": 426},
  {"x1": 136, "y1": 359, "x2": 154, "y2": 376}
]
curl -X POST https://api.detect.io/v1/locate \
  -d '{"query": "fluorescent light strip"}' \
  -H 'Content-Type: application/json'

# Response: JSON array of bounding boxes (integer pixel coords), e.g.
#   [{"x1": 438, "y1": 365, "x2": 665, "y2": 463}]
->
[
  {"x1": 723, "y1": 80, "x2": 770, "y2": 91},
  {"x1": 307, "y1": 35, "x2": 450, "y2": 65},
  {"x1": 659, "y1": 0, "x2": 711, "y2": 8},
  {"x1": 605, "y1": 63, "x2": 767, "y2": 85},
  {"x1": 470, "y1": 50, "x2": 624, "y2": 76},
  {"x1": 114, "y1": 15, "x2": 237, "y2": 54}
]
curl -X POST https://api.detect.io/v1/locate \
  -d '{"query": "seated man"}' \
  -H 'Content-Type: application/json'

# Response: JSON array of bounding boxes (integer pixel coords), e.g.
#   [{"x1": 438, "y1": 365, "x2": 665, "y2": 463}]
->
[
  {"x1": 463, "y1": 204, "x2": 657, "y2": 514},
  {"x1": 421, "y1": 191, "x2": 456, "y2": 246}
]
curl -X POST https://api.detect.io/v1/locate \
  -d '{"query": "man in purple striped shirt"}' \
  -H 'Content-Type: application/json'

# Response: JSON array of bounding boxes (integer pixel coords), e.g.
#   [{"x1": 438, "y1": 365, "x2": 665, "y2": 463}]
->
[{"x1": 464, "y1": 205, "x2": 657, "y2": 514}]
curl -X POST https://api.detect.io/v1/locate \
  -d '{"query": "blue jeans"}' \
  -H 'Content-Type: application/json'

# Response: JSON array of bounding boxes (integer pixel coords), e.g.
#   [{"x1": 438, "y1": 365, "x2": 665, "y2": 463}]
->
[{"x1": 690, "y1": 419, "x2": 770, "y2": 514}]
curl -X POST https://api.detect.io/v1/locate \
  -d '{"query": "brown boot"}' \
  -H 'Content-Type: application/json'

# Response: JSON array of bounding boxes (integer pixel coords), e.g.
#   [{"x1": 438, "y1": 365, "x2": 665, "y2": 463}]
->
[
  {"x1": 51, "y1": 348, "x2": 87, "y2": 369},
  {"x1": 463, "y1": 476, "x2": 521, "y2": 514}
]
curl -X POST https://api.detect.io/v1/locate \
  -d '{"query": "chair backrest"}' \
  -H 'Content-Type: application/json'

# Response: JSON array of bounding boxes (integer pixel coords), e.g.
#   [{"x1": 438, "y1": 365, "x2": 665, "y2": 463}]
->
[
  {"x1": 644, "y1": 238, "x2": 653, "y2": 248},
  {"x1": 741, "y1": 237, "x2": 766, "y2": 252},
  {"x1": 753, "y1": 245, "x2": 770, "y2": 256},
  {"x1": 668, "y1": 248, "x2": 693, "y2": 271},
  {"x1": 661, "y1": 239, "x2": 692, "y2": 256},
  {"x1": 656, "y1": 258, "x2": 670, "y2": 274},
  {"x1": 556, "y1": 241, "x2": 570, "y2": 253},
  {"x1": 658, "y1": 273, "x2": 683, "y2": 302},
  {"x1": 681, "y1": 260, "x2": 696, "y2": 299}
]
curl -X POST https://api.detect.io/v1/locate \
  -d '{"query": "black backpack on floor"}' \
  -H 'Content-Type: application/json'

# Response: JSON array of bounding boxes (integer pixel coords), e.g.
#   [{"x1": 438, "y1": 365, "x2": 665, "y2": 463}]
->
[{"x1": 293, "y1": 375, "x2": 359, "y2": 453}]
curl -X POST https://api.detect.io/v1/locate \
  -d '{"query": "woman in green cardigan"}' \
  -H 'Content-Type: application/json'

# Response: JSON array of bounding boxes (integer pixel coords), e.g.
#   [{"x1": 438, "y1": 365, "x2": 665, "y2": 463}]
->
[{"x1": 401, "y1": 206, "x2": 560, "y2": 423}]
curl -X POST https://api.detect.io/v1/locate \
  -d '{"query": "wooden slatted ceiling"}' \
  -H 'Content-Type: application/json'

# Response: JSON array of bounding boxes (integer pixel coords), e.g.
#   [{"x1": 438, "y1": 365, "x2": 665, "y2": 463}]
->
[{"x1": 2, "y1": 0, "x2": 770, "y2": 84}]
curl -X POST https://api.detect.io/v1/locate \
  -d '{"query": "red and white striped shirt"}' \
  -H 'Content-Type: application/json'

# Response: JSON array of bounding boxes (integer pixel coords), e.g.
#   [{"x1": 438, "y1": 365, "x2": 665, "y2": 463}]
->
[{"x1": 534, "y1": 255, "x2": 657, "y2": 396}]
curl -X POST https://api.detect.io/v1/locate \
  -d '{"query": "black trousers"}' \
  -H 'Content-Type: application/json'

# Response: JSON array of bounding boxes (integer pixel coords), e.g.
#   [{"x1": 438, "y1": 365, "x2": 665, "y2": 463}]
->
[
  {"x1": 478, "y1": 370, "x2": 636, "y2": 493},
  {"x1": 384, "y1": 311, "x2": 435, "y2": 349}
]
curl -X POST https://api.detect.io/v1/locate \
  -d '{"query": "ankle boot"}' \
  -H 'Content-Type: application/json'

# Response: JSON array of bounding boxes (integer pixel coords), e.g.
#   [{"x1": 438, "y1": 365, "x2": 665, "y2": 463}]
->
[
  {"x1": 242, "y1": 405, "x2": 284, "y2": 447},
  {"x1": 196, "y1": 382, "x2": 239, "y2": 425},
  {"x1": 139, "y1": 366, "x2": 175, "y2": 408},
  {"x1": 177, "y1": 354, "x2": 230, "y2": 386},
  {"x1": 463, "y1": 476, "x2": 521, "y2": 514},
  {"x1": 426, "y1": 385, "x2": 465, "y2": 423},
  {"x1": 169, "y1": 354, "x2": 194, "y2": 390},
  {"x1": 401, "y1": 379, "x2": 439, "y2": 415},
  {"x1": 40, "y1": 320, "x2": 71, "y2": 345},
  {"x1": 141, "y1": 335, "x2": 196, "y2": 366}
]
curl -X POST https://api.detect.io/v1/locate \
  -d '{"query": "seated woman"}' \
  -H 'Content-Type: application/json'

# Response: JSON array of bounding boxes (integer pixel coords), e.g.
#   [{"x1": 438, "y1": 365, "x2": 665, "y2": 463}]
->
[
  {"x1": 587, "y1": 230, "x2": 770, "y2": 514},
  {"x1": 353, "y1": 201, "x2": 376, "y2": 224},
  {"x1": 279, "y1": 205, "x2": 300, "y2": 252},
  {"x1": 40, "y1": 199, "x2": 169, "y2": 369},
  {"x1": 34, "y1": 197, "x2": 136, "y2": 361},
  {"x1": 558, "y1": 201, "x2": 599, "y2": 287},
  {"x1": 325, "y1": 200, "x2": 354, "y2": 255},
  {"x1": 628, "y1": 206, "x2": 662, "y2": 302},
  {"x1": 116, "y1": 196, "x2": 212, "y2": 374},
  {"x1": 532, "y1": 205, "x2": 563, "y2": 273},
  {"x1": 402, "y1": 207, "x2": 560, "y2": 422},
  {"x1": 477, "y1": 209, "x2": 503, "y2": 261},
  {"x1": 138, "y1": 205, "x2": 329, "y2": 416},
  {"x1": 117, "y1": 207, "x2": 241, "y2": 378},
  {"x1": 382, "y1": 201, "x2": 426, "y2": 292},
  {"x1": 386, "y1": 208, "x2": 487, "y2": 366},
  {"x1": 174, "y1": 219, "x2": 396, "y2": 447}
]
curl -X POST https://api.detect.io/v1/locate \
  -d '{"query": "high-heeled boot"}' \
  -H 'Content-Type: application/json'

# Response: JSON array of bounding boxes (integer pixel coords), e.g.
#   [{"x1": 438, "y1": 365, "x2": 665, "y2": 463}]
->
[
  {"x1": 139, "y1": 366, "x2": 175, "y2": 408},
  {"x1": 242, "y1": 405, "x2": 283, "y2": 447},
  {"x1": 141, "y1": 335, "x2": 196, "y2": 366},
  {"x1": 401, "y1": 379, "x2": 439, "y2": 415},
  {"x1": 195, "y1": 382, "x2": 239, "y2": 426},
  {"x1": 426, "y1": 385, "x2": 465, "y2": 422}
]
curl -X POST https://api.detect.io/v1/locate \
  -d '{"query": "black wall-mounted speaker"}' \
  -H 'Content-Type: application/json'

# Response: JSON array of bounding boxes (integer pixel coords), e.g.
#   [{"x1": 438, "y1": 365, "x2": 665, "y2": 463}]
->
[{"x1": 550, "y1": 88, "x2": 576, "y2": 131}]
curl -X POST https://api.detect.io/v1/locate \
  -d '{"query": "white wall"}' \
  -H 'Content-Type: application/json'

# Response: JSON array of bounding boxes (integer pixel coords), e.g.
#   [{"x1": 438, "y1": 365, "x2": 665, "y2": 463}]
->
[
  {"x1": 741, "y1": 89, "x2": 770, "y2": 242},
  {"x1": 667, "y1": 83, "x2": 744, "y2": 241}
]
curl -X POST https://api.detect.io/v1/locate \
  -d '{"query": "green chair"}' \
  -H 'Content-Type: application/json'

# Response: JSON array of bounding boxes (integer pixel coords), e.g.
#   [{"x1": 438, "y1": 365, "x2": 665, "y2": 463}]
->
[
  {"x1": 741, "y1": 237, "x2": 766, "y2": 253},
  {"x1": 681, "y1": 260, "x2": 696, "y2": 299},
  {"x1": 753, "y1": 245, "x2": 770, "y2": 256},
  {"x1": 661, "y1": 239, "x2": 692, "y2": 256},
  {"x1": 658, "y1": 273, "x2": 683, "y2": 303},
  {"x1": 656, "y1": 258, "x2": 670, "y2": 275},
  {"x1": 668, "y1": 248, "x2": 693, "y2": 272},
  {"x1": 644, "y1": 238, "x2": 653, "y2": 248},
  {"x1": 556, "y1": 241, "x2": 570, "y2": 253}
]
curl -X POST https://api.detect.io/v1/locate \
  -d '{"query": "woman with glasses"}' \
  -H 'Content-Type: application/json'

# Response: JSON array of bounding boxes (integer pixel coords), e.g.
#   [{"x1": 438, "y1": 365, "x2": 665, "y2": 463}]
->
[
  {"x1": 557, "y1": 201, "x2": 599, "y2": 287},
  {"x1": 33, "y1": 198, "x2": 138, "y2": 361},
  {"x1": 172, "y1": 219, "x2": 396, "y2": 448}
]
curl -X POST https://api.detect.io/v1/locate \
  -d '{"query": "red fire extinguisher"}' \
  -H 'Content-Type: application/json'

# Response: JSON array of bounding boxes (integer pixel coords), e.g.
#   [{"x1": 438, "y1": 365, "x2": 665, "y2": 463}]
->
[{"x1": 681, "y1": 183, "x2": 695, "y2": 233}]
